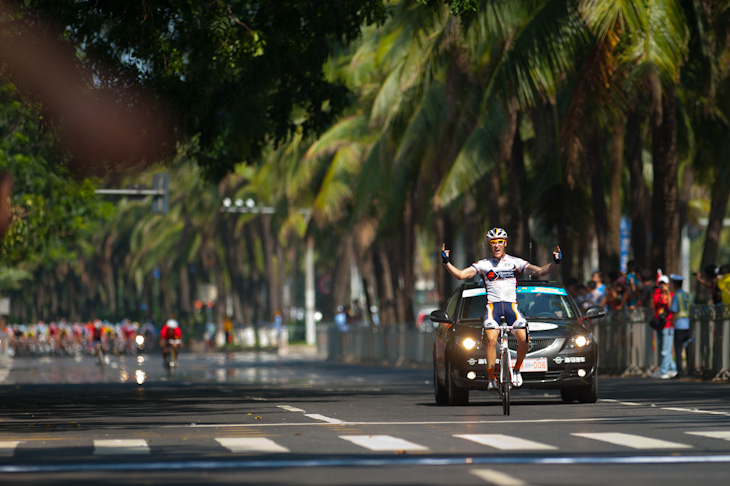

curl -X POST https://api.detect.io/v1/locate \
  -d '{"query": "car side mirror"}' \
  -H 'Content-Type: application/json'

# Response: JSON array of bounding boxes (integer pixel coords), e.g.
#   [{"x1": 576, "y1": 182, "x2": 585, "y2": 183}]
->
[
  {"x1": 585, "y1": 306, "x2": 606, "y2": 319},
  {"x1": 430, "y1": 309, "x2": 450, "y2": 323}
]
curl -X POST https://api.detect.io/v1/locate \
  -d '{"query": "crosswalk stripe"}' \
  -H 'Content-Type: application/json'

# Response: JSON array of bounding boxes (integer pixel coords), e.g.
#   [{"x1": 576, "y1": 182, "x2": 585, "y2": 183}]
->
[
  {"x1": 686, "y1": 431, "x2": 730, "y2": 441},
  {"x1": 339, "y1": 435, "x2": 429, "y2": 451},
  {"x1": 455, "y1": 434, "x2": 557, "y2": 451},
  {"x1": 572, "y1": 433, "x2": 692, "y2": 450},
  {"x1": 93, "y1": 439, "x2": 150, "y2": 455},
  {"x1": 216, "y1": 437, "x2": 290, "y2": 453},
  {"x1": 470, "y1": 469, "x2": 530, "y2": 486},
  {"x1": 0, "y1": 441, "x2": 20, "y2": 457}
]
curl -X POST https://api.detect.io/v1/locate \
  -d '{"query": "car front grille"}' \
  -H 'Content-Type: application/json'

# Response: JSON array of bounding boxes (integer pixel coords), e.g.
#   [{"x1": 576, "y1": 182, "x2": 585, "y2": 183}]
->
[{"x1": 508, "y1": 337, "x2": 558, "y2": 352}]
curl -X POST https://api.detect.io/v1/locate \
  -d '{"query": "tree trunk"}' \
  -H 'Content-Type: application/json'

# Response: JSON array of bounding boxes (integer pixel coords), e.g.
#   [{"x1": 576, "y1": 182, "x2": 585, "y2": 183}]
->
[
  {"x1": 331, "y1": 233, "x2": 353, "y2": 312},
  {"x1": 626, "y1": 106, "x2": 650, "y2": 271},
  {"x1": 243, "y1": 222, "x2": 264, "y2": 328},
  {"x1": 509, "y1": 118, "x2": 530, "y2": 258},
  {"x1": 608, "y1": 118, "x2": 624, "y2": 268},
  {"x1": 103, "y1": 233, "x2": 117, "y2": 314},
  {"x1": 373, "y1": 239, "x2": 397, "y2": 325},
  {"x1": 698, "y1": 177, "x2": 730, "y2": 302},
  {"x1": 588, "y1": 130, "x2": 615, "y2": 275},
  {"x1": 650, "y1": 83, "x2": 680, "y2": 274},
  {"x1": 399, "y1": 197, "x2": 416, "y2": 325},
  {"x1": 677, "y1": 164, "x2": 694, "y2": 232},
  {"x1": 260, "y1": 214, "x2": 280, "y2": 320}
]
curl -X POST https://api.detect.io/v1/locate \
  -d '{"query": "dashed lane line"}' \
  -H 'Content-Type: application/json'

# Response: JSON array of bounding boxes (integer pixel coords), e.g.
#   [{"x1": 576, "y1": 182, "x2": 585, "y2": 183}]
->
[
  {"x1": 601, "y1": 399, "x2": 730, "y2": 416},
  {"x1": 277, "y1": 405, "x2": 306, "y2": 413},
  {"x1": 304, "y1": 414, "x2": 344, "y2": 424}
]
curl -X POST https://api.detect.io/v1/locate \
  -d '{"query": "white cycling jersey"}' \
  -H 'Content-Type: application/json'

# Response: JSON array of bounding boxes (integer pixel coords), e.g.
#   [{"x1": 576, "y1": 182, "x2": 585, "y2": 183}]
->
[{"x1": 471, "y1": 254, "x2": 529, "y2": 303}]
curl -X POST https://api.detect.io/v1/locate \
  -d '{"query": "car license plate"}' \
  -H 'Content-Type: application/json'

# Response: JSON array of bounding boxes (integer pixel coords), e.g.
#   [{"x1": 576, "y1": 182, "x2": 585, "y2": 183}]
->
[{"x1": 512, "y1": 357, "x2": 548, "y2": 372}]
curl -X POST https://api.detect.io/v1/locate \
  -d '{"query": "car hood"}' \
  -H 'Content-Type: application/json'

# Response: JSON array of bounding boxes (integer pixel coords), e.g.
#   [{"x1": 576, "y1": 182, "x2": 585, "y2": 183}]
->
[{"x1": 454, "y1": 318, "x2": 589, "y2": 338}]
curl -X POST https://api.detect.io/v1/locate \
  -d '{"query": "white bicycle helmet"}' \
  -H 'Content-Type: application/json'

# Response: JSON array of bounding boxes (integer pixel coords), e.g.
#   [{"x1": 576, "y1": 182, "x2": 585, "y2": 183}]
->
[
  {"x1": 166, "y1": 319, "x2": 179, "y2": 329},
  {"x1": 486, "y1": 227, "x2": 508, "y2": 240}
]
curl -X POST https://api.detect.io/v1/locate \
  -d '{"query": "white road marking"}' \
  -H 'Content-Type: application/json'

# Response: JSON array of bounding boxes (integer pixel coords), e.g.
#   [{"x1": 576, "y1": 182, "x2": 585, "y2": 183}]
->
[
  {"x1": 686, "y1": 431, "x2": 730, "y2": 441},
  {"x1": 93, "y1": 439, "x2": 150, "y2": 455},
  {"x1": 470, "y1": 468, "x2": 530, "y2": 486},
  {"x1": 662, "y1": 407, "x2": 730, "y2": 416},
  {"x1": 456, "y1": 434, "x2": 556, "y2": 450},
  {"x1": 278, "y1": 405, "x2": 306, "y2": 413},
  {"x1": 340, "y1": 435, "x2": 429, "y2": 452},
  {"x1": 603, "y1": 399, "x2": 730, "y2": 416},
  {"x1": 0, "y1": 441, "x2": 20, "y2": 457},
  {"x1": 600, "y1": 399, "x2": 643, "y2": 406},
  {"x1": 304, "y1": 414, "x2": 343, "y2": 424},
  {"x1": 572, "y1": 433, "x2": 692, "y2": 450},
  {"x1": 185, "y1": 417, "x2": 626, "y2": 428},
  {"x1": 216, "y1": 437, "x2": 289, "y2": 453}
]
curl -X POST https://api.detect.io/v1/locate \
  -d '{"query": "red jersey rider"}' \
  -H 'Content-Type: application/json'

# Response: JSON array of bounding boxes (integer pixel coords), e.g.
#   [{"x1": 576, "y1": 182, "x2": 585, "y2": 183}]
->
[{"x1": 159, "y1": 319, "x2": 182, "y2": 365}]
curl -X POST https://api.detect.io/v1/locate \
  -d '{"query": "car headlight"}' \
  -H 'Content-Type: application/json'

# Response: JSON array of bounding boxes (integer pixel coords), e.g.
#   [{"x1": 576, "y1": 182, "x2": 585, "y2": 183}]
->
[
  {"x1": 569, "y1": 335, "x2": 590, "y2": 348},
  {"x1": 462, "y1": 337, "x2": 477, "y2": 350}
]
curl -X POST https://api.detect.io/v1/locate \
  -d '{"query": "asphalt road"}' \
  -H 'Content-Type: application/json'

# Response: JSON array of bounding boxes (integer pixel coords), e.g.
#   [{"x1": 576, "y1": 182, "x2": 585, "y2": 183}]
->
[{"x1": 1, "y1": 348, "x2": 729, "y2": 486}]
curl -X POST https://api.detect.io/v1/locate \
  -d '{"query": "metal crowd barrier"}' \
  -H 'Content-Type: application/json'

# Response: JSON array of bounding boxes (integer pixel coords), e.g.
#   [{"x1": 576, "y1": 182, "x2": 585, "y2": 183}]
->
[
  {"x1": 319, "y1": 324, "x2": 433, "y2": 367},
  {"x1": 594, "y1": 305, "x2": 730, "y2": 381},
  {"x1": 317, "y1": 304, "x2": 730, "y2": 381}
]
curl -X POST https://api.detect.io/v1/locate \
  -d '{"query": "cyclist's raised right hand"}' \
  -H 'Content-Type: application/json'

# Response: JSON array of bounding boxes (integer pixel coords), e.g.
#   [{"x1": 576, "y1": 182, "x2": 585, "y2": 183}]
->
[{"x1": 441, "y1": 243, "x2": 450, "y2": 264}]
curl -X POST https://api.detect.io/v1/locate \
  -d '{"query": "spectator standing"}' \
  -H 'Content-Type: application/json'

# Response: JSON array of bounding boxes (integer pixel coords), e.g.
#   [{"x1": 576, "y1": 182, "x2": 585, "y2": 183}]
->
[
  {"x1": 636, "y1": 269, "x2": 656, "y2": 309},
  {"x1": 591, "y1": 271, "x2": 606, "y2": 305},
  {"x1": 696, "y1": 264, "x2": 721, "y2": 305},
  {"x1": 348, "y1": 300, "x2": 364, "y2": 327},
  {"x1": 625, "y1": 260, "x2": 640, "y2": 308},
  {"x1": 335, "y1": 306, "x2": 349, "y2": 332},
  {"x1": 652, "y1": 275, "x2": 677, "y2": 379},
  {"x1": 669, "y1": 274, "x2": 693, "y2": 377},
  {"x1": 715, "y1": 264, "x2": 730, "y2": 306},
  {"x1": 223, "y1": 318, "x2": 234, "y2": 344},
  {"x1": 273, "y1": 311, "x2": 283, "y2": 343}
]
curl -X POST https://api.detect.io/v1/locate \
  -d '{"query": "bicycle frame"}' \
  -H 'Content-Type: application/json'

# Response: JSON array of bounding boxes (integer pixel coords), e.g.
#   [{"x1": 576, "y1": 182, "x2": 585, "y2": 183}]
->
[
  {"x1": 482, "y1": 318, "x2": 513, "y2": 415},
  {"x1": 497, "y1": 320, "x2": 513, "y2": 415}
]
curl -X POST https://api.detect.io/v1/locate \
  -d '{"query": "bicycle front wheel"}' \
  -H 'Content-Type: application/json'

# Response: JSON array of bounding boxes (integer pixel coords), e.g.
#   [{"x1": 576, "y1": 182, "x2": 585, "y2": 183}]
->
[{"x1": 501, "y1": 349, "x2": 510, "y2": 416}]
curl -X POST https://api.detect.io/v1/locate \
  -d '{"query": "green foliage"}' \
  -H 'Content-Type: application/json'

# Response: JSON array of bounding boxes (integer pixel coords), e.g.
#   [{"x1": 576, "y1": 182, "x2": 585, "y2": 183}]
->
[
  {"x1": 24, "y1": 0, "x2": 389, "y2": 182},
  {"x1": 0, "y1": 83, "x2": 113, "y2": 269},
  {"x1": 415, "y1": 0, "x2": 480, "y2": 16}
]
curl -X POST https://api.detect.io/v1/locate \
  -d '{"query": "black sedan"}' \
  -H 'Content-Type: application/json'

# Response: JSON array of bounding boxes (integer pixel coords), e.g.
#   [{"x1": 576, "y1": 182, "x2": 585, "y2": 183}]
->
[{"x1": 431, "y1": 280, "x2": 605, "y2": 405}]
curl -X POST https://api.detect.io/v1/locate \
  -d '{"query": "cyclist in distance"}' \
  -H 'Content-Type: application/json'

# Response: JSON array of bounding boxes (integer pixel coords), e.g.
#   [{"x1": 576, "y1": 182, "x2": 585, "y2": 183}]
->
[
  {"x1": 91, "y1": 319, "x2": 110, "y2": 365},
  {"x1": 441, "y1": 227, "x2": 562, "y2": 391},
  {"x1": 159, "y1": 318, "x2": 182, "y2": 366}
]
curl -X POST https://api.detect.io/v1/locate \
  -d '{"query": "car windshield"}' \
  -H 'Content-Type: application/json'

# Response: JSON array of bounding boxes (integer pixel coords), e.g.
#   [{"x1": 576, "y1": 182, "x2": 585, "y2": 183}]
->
[{"x1": 460, "y1": 285, "x2": 578, "y2": 320}]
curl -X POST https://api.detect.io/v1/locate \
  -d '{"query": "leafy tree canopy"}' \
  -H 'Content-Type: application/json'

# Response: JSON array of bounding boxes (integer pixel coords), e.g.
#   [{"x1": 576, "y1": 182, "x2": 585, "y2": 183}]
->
[
  {"x1": 0, "y1": 83, "x2": 113, "y2": 272},
  {"x1": 22, "y1": 0, "x2": 389, "y2": 181}
]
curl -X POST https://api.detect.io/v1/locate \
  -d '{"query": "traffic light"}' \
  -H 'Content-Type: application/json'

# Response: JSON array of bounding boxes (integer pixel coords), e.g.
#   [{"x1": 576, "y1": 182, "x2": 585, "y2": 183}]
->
[{"x1": 151, "y1": 173, "x2": 169, "y2": 214}]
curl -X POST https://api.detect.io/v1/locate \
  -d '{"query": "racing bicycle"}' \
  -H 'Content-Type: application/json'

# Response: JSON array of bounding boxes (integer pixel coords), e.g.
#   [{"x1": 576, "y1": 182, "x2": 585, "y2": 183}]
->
[
  {"x1": 163, "y1": 339, "x2": 181, "y2": 376},
  {"x1": 493, "y1": 317, "x2": 514, "y2": 415},
  {"x1": 94, "y1": 340, "x2": 109, "y2": 371}
]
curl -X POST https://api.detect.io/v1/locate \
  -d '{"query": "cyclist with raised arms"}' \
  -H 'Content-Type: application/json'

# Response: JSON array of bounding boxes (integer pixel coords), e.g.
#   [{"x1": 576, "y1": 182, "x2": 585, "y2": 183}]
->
[{"x1": 441, "y1": 227, "x2": 561, "y2": 391}]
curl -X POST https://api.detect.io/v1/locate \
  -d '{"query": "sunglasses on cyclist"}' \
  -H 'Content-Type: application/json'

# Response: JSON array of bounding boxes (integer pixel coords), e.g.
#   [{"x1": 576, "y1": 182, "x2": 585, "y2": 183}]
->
[{"x1": 489, "y1": 239, "x2": 506, "y2": 246}]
